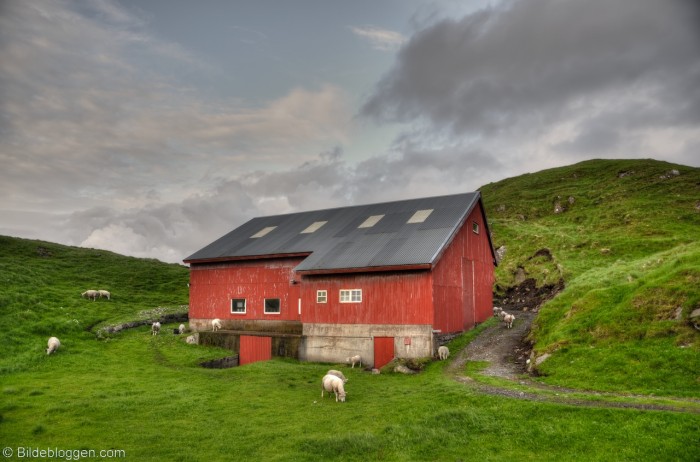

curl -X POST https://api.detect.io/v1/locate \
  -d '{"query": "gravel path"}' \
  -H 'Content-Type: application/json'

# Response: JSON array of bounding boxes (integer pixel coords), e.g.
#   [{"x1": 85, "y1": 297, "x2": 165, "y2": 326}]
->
[{"x1": 448, "y1": 310, "x2": 536, "y2": 378}]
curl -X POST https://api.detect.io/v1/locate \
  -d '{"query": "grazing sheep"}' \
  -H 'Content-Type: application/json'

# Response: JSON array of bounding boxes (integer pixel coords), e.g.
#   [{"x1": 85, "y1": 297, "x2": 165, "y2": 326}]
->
[
  {"x1": 97, "y1": 290, "x2": 111, "y2": 300},
  {"x1": 151, "y1": 322, "x2": 161, "y2": 336},
  {"x1": 321, "y1": 374, "x2": 346, "y2": 402},
  {"x1": 438, "y1": 345, "x2": 450, "y2": 360},
  {"x1": 493, "y1": 306, "x2": 503, "y2": 317},
  {"x1": 503, "y1": 313, "x2": 515, "y2": 329},
  {"x1": 346, "y1": 355, "x2": 362, "y2": 368},
  {"x1": 186, "y1": 335, "x2": 197, "y2": 344},
  {"x1": 326, "y1": 369, "x2": 348, "y2": 383},
  {"x1": 81, "y1": 290, "x2": 99, "y2": 301},
  {"x1": 178, "y1": 323, "x2": 186, "y2": 334},
  {"x1": 212, "y1": 318, "x2": 222, "y2": 332},
  {"x1": 46, "y1": 337, "x2": 60, "y2": 355}
]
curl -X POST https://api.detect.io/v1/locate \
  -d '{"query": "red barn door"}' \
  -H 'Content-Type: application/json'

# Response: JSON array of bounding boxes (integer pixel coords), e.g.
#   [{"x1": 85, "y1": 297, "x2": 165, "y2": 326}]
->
[
  {"x1": 239, "y1": 335, "x2": 272, "y2": 365},
  {"x1": 374, "y1": 337, "x2": 394, "y2": 369}
]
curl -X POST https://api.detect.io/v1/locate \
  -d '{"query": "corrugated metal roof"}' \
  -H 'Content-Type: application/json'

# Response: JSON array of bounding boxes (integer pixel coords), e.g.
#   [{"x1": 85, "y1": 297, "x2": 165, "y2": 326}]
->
[{"x1": 185, "y1": 192, "x2": 486, "y2": 273}]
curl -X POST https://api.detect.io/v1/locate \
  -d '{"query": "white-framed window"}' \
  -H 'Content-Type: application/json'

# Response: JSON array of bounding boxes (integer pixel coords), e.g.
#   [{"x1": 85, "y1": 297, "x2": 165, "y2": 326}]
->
[
  {"x1": 264, "y1": 298, "x2": 281, "y2": 314},
  {"x1": 340, "y1": 289, "x2": 362, "y2": 303},
  {"x1": 316, "y1": 290, "x2": 327, "y2": 303},
  {"x1": 231, "y1": 298, "x2": 246, "y2": 314},
  {"x1": 472, "y1": 221, "x2": 480, "y2": 234}
]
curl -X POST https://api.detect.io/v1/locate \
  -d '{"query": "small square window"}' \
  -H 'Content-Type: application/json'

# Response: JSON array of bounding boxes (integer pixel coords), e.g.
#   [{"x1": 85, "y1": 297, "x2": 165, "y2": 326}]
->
[
  {"x1": 317, "y1": 290, "x2": 327, "y2": 303},
  {"x1": 472, "y1": 222, "x2": 480, "y2": 234},
  {"x1": 340, "y1": 289, "x2": 362, "y2": 303},
  {"x1": 264, "y1": 298, "x2": 281, "y2": 314},
  {"x1": 231, "y1": 298, "x2": 246, "y2": 314}
]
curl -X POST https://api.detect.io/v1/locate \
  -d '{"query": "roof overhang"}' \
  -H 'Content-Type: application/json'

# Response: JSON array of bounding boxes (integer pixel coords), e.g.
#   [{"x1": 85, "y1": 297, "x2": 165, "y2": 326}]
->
[
  {"x1": 295, "y1": 263, "x2": 432, "y2": 276},
  {"x1": 184, "y1": 252, "x2": 311, "y2": 265}
]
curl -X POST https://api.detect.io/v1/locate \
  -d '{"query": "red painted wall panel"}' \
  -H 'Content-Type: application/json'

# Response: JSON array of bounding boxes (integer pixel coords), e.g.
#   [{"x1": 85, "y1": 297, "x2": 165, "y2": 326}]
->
[
  {"x1": 189, "y1": 258, "x2": 304, "y2": 321},
  {"x1": 239, "y1": 335, "x2": 272, "y2": 365},
  {"x1": 374, "y1": 337, "x2": 395, "y2": 369},
  {"x1": 431, "y1": 202, "x2": 495, "y2": 333},
  {"x1": 300, "y1": 271, "x2": 433, "y2": 325}
]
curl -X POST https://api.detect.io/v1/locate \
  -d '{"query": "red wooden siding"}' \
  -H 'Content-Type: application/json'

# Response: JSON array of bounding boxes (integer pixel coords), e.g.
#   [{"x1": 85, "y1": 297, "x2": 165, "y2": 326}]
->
[
  {"x1": 431, "y1": 202, "x2": 494, "y2": 333},
  {"x1": 374, "y1": 337, "x2": 395, "y2": 369},
  {"x1": 239, "y1": 335, "x2": 272, "y2": 365},
  {"x1": 300, "y1": 271, "x2": 433, "y2": 325},
  {"x1": 189, "y1": 258, "x2": 304, "y2": 321}
]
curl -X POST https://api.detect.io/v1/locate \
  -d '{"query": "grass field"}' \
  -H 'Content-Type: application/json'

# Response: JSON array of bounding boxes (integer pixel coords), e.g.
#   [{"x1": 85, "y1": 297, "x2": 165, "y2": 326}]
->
[{"x1": 1, "y1": 159, "x2": 699, "y2": 460}]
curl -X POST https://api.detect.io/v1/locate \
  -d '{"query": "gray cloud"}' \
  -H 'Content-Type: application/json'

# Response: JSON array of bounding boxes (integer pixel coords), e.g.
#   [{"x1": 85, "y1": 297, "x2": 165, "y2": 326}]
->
[{"x1": 362, "y1": 0, "x2": 700, "y2": 149}]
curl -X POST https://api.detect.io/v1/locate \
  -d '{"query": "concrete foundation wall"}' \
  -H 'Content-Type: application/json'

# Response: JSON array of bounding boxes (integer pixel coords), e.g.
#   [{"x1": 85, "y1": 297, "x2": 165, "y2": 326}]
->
[
  {"x1": 300, "y1": 323, "x2": 434, "y2": 367},
  {"x1": 191, "y1": 318, "x2": 434, "y2": 367}
]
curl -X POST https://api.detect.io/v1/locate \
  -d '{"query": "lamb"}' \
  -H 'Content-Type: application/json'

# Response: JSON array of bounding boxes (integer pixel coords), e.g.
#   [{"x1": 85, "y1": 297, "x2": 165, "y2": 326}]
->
[
  {"x1": 321, "y1": 374, "x2": 346, "y2": 402},
  {"x1": 346, "y1": 355, "x2": 362, "y2": 368},
  {"x1": 81, "y1": 290, "x2": 99, "y2": 301},
  {"x1": 212, "y1": 318, "x2": 222, "y2": 332},
  {"x1": 326, "y1": 369, "x2": 348, "y2": 383},
  {"x1": 46, "y1": 337, "x2": 60, "y2": 355},
  {"x1": 151, "y1": 321, "x2": 161, "y2": 336},
  {"x1": 503, "y1": 313, "x2": 515, "y2": 329},
  {"x1": 97, "y1": 290, "x2": 111, "y2": 300},
  {"x1": 438, "y1": 345, "x2": 450, "y2": 360},
  {"x1": 178, "y1": 323, "x2": 186, "y2": 334},
  {"x1": 493, "y1": 306, "x2": 503, "y2": 317}
]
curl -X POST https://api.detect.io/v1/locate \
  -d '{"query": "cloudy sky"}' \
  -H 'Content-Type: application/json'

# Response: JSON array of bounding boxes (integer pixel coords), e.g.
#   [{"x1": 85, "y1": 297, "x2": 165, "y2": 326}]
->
[{"x1": 1, "y1": 0, "x2": 698, "y2": 263}]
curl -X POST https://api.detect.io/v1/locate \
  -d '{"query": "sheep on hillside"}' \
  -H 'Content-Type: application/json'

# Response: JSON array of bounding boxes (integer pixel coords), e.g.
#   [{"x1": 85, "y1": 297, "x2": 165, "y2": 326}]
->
[
  {"x1": 346, "y1": 355, "x2": 362, "y2": 368},
  {"x1": 321, "y1": 374, "x2": 346, "y2": 402},
  {"x1": 46, "y1": 337, "x2": 61, "y2": 355},
  {"x1": 326, "y1": 369, "x2": 348, "y2": 383},
  {"x1": 503, "y1": 313, "x2": 515, "y2": 329},
  {"x1": 81, "y1": 290, "x2": 99, "y2": 301},
  {"x1": 438, "y1": 345, "x2": 450, "y2": 360},
  {"x1": 212, "y1": 318, "x2": 222, "y2": 332},
  {"x1": 152, "y1": 322, "x2": 161, "y2": 336},
  {"x1": 98, "y1": 290, "x2": 111, "y2": 300}
]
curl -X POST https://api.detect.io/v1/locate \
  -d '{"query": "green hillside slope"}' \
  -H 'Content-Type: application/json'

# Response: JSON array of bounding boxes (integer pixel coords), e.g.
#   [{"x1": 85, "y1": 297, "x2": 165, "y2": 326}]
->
[
  {"x1": 481, "y1": 159, "x2": 700, "y2": 395},
  {"x1": 0, "y1": 236, "x2": 190, "y2": 373}
]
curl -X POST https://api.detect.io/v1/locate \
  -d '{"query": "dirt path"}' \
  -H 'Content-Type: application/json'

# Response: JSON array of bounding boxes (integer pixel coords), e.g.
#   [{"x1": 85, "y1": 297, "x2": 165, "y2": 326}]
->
[
  {"x1": 449, "y1": 310, "x2": 536, "y2": 378},
  {"x1": 447, "y1": 308, "x2": 700, "y2": 414}
]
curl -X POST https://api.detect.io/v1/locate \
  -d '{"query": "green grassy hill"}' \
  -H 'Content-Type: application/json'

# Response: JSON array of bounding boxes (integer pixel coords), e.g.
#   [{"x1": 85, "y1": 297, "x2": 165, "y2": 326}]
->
[
  {"x1": 0, "y1": 236, "x2": 191, "y2": 373},
  {"x1": 480, "y1": 158, "x2": 700, "y2": 395}
]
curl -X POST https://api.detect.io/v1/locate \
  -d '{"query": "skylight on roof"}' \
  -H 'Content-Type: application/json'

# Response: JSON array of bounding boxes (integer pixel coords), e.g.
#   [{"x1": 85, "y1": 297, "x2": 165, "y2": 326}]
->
[
  {"x1": 250, "y1": 226, "x2": 277, "y2": 238},
  {"x1": 407, "y1": 209, "x2": 433, "y2": 224},
  {"x1": 300, "y1": 221, "x2": 327, "y2": 234},
  {"x1": 358, "y1": 214, "x2": 384, "y2": 228}
]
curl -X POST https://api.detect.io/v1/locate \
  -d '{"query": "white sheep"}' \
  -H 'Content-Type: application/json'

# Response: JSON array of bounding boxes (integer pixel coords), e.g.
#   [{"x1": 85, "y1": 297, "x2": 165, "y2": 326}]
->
[
  {"x1": 326, "y1": 369, "x2": 348, "y2": 383},
  {"x1": 498, "y1": 310, "x2": 508, "y2": 321},
  {"x1": 346, "y1": 355, "x2": 362, "y2": 368},
  {"x1": 98, "y1": 290, "x2": 111, "y2": 300},
  {"x1": 321, "y1": 374, "x2": 346, "y2": 402},
  {"x1": 152, "y1": 321, "x2": 161, "y2": 336},
  {"x1": 212, "y1": 318, "x2": 222, "y2": 332},
  {"x1": 81, "y1": 290, "x2": 99, "y2": 301},
  {"x1": 503, "y1": 313, "x2": 515, "y2": 329},
  {"x1": 493, "y1": 306, "x2": 503, "y2": 317},
  {"x1": 185, "y1": 335, "x2": 197, "y2": 344},
  {"x1": 46, "y1": 337, "x2": 60, "y2": 355},
  {"x1": 178, "y1": 323, "x2": 186, "y2": 334},
  {"x1": 438, "y1": 345, "x2": 450, "y2": 360}
]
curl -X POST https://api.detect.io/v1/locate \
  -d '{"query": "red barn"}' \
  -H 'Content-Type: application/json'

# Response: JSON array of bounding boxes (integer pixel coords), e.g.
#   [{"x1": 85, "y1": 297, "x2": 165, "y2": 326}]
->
[{"x1": 184, "y1": 192, "x2": 496, "y2": 368}]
